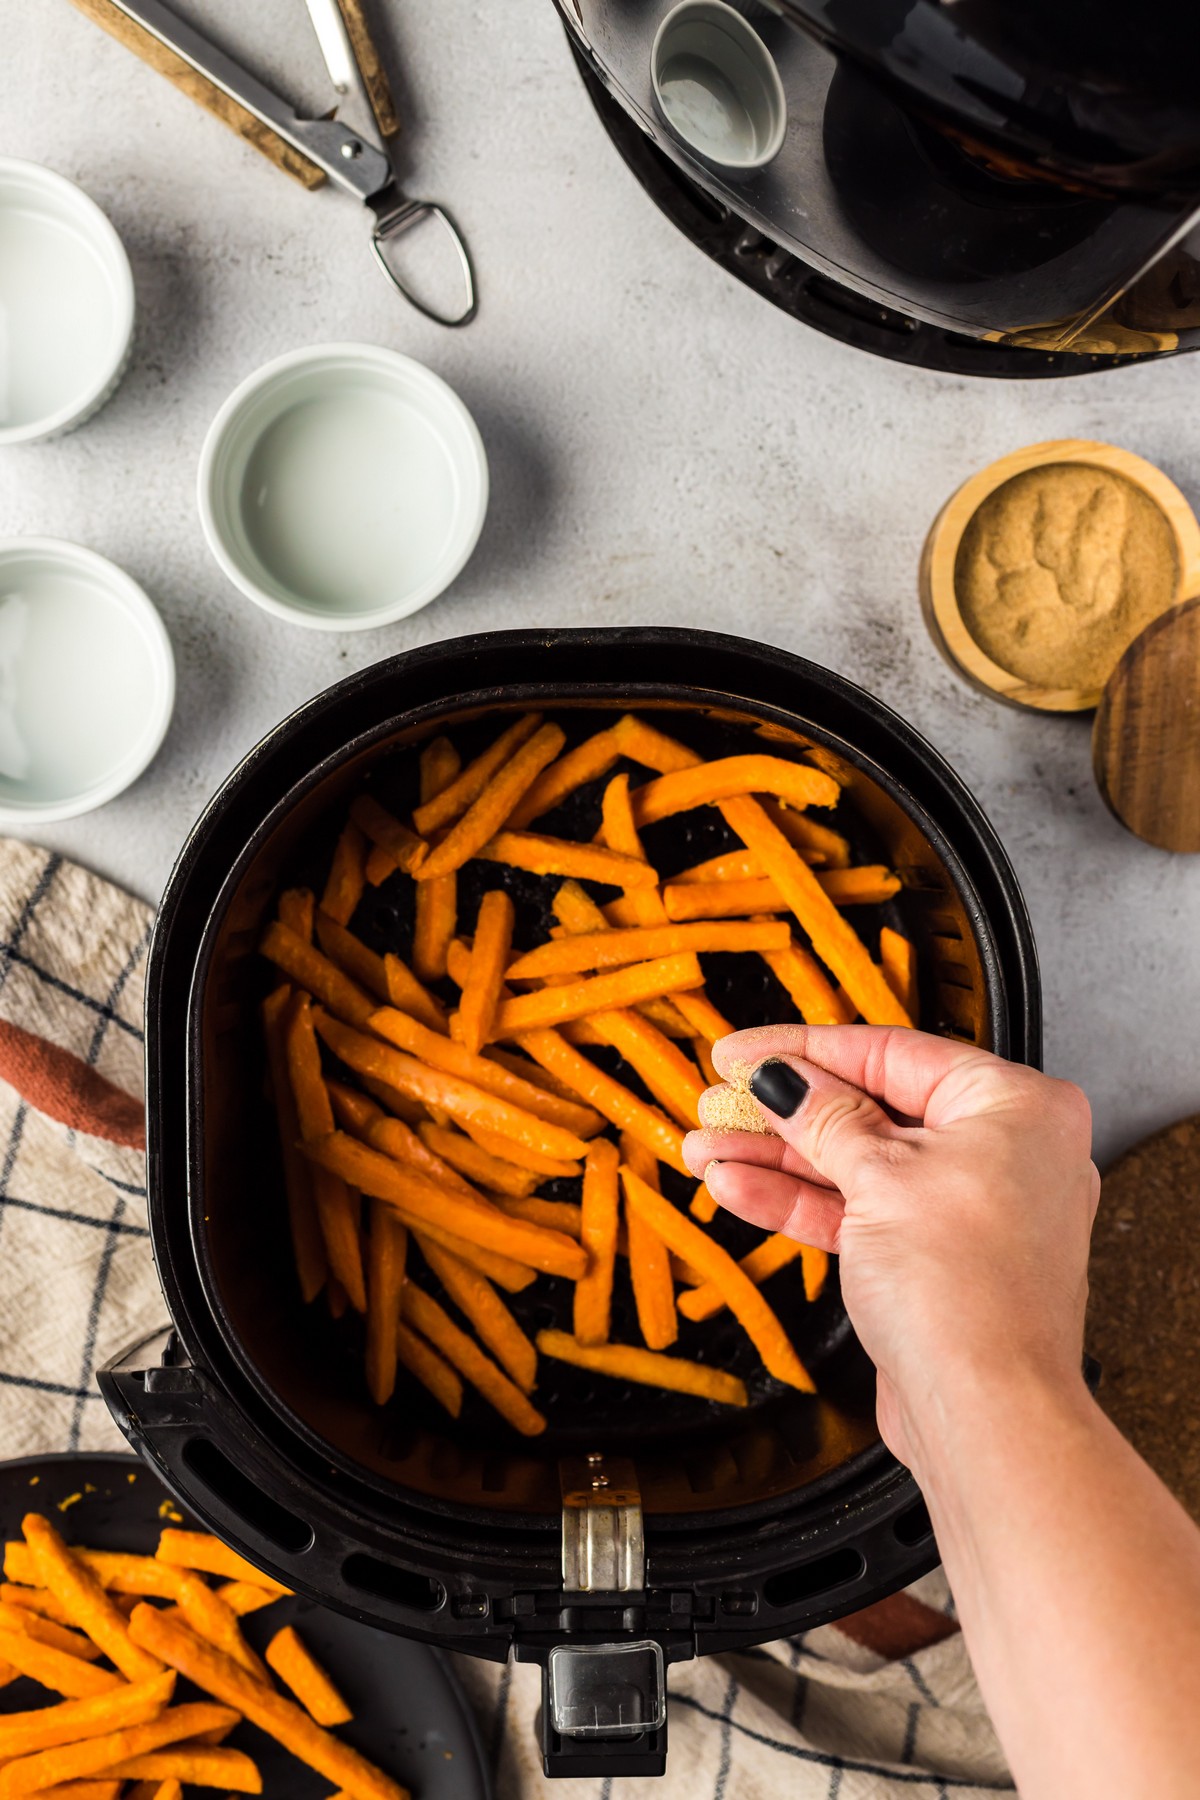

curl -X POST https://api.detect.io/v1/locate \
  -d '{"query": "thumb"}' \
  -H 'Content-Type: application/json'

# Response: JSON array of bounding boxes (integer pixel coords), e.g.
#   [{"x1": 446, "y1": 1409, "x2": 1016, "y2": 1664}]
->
[{"x1": 747, "y1": 1055, "x2": 899, "y2": 1194}]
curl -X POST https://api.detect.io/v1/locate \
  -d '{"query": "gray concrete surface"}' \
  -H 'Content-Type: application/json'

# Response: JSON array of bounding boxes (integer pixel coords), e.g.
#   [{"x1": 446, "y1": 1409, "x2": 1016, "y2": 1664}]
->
[{"x1": 3, "y1": 0, "x2": 1197, "y2": 1167}]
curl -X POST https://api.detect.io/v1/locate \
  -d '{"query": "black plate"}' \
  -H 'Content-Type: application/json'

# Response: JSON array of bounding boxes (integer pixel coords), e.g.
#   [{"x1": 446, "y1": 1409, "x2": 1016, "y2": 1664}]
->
[{"x1": 0, "y1": 1452, "x2": 490, "y2": 1800}]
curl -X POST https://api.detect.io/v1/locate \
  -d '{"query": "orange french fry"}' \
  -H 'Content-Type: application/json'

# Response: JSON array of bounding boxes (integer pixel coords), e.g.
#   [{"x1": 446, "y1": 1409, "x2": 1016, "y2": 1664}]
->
[
  {"x1": 671, "y1": 849, "x2": 761, "y2": 883},
  {"x1": 0, "y1": 1583, "x2": 74, "y2": 1624},
  {"x1": 321, "y1": 822, "x2": 368, "y2": 925},
  {"x1": 260, "y1": 922, "x2": 376, "y2": 1029},
  {"x1": 760, "y1": 795, "x2": 852, "y2": 869},
  {"x1": 619, "y1": 1138, "x2": 677, "y2": 1352},
  {"x1": 126, "y1": 1610, "x2": 410, "y2": 1800},
  {"x1": 376, "y1": 1206, "x2": 537, "y2": 1294},
  {"x1": 662, "y1": 869, "x2": 901, "y2": 920},
  {"x1": 402, "y1": 1287, "x2": 546, "y2": 1436},
  {"x1": 396, "y1": 1323, "x2": 463, "y2": 1417},
  {"x1": 277, "y1": 887, "x2": 316, "y2": 940},
  {"x1": 418, "y1": 1240, "x2": 538, "y2": 1393},
  {"x1": 286, "y1": 996, "x2": 365, "y2": 1312},
  {"x1": 0, "y1": 1632, "x2": 122, "y2": 1698},
  {"x1": 104, "y1": 1745, "x2": 261, "y2": 1791},
  {"x1": 348, "y1": 794, "x2": 428, "y2": 879},
  {"x1": 880, "y1": 926, "x2": 919, "y2": 1024},
  {"x1": 0, "y1": 1672, "x2": 177, "y2": 1758},
  {"x1": 381, "y1": 952, "x2": 448, "y2": 1034},
  {"x1": 416, "y1": 1121, "x2": 538, "y2": 1197},
  {"x1": 483, "y1": 1046, "x2": 603, "y2": 1113},
  {"x1": 414, "y1": 713, "x2": 543, "y2": 837},
  {"x1": 330, "y1": 1083, "x2": 474, "y2": 1197},
  {"x1": 536, "y1": 1330, "x2": 747, "y2": 1407},
  {"x1": 489, "y1": 953, "x2": 705, "y2": 1039},
  {"x1": 692, "y1": 1037, "x2": 721, "y2": 1088},
  {"x1": 611, "y1": 715, "x2": 701, "y2": 775},
  {"x1": 630, "y1": 755, "x2": 839, "y2": 826},
  {"x1": 573, "y1": 1140, "x2": 620, "y2": 1347},
  {"x1": 0, "y1": 1600, "x2": 103, "y2": 1661},
  {"x1": 366, "y1": 844, "x2": 394, "y2": 886},
  {"x1": 313, "y1": 1011, "x2": 589, "y2": 1163},
  {"x1": 494, "y1": 1195, "x2": 583, "y2": 1237},
  {"x1": 619, "y1": 1171, "x2": 815, "y2": 1392},
  {"x1": 507, "y1": 724, "x2": 626, "y2": 830},
  {"x1": 688, "y1": 1179, "x2": 718, "y2": 1223},
  {"x1": 457, "y1": 889, "x2": 515, "y2": 1054},
  {"x1": 368, "y1": 1000, "x2": 601, "y2": 1138},
  {"x1": 416, "y1": 723, "x2": 566, "y2": 881},
  {"x1": 678, "y1": 1235, "x2": 828, "y2": 1321},
  {"x1": 263, "y1": 989, "x2": 327, "y2": 1305},
  {"x1": 459, "y1": 1119, "x2": 581, "y2": 1180},
  {"x1": 23, "y1": 1515, "x2": 163, "y2": 1686},
  {"x1": 314, "y1": 911, "x2": 391, "y2": 1003},
  {"x1": 154, "y1": 1534, "x2": 290, "y2": 1596},
  {"x1": 506, "y1": 920, "x2": 788, "y2": 980},
  {"x1": 0, "y1": 1702, "x2": 234, "y2": 1799},
  {"x1": 412, "y1": 738, "x2": 461, "y2": 982},
  {"x1": 216, "y1": 1581, "x2": 280, "y2": 1617},
  {"x1": 266, "y1": 1624, "x2": 351, "y2": 1727},
  {"x1": 474, "y1": 831, "x2": 660, "y2": 889},
  {"x1": 304, "y1": 1132, "x2": 587, "y2": 1280},
  {"x1": 512, "y1": 1027, "x2": 688, "y2": 1175},
  {"x1": 5, "y1": 1547, "x2": 180, "y2": 1600},
  {"x1": 365, "y1": 1200, "x2": 407, "y2": 1406},
  {"x1": 27, "y1": 1782, "x2": 125, "y2": 1799},
  {"x1": 573, "y1": 1008, "x2": 706, "y2": 1131},
  {"x1": 720, "y1": 797, "x2": 911, "y2": 1027},
  {"x1": 761, "y1": 933, "x2": 855, "y2": 1027}
]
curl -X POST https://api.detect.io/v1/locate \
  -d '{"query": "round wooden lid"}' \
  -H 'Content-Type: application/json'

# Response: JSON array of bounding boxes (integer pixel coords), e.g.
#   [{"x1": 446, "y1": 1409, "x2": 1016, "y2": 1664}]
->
[
  {"x1": 1087, "y1": 1113, "x2": 1200, "y2": 1519},
  {"x1": 1092, "y1": 594, "x2": 1200, "y2": 852}
]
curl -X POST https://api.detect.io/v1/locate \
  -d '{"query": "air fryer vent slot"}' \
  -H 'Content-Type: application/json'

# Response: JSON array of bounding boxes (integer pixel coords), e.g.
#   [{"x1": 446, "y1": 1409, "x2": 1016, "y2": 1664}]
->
[
  {"x1": 181, "y1": 1438, "x2": 313, "y2": 1555},
  {"x1": 893, "y1": 1498, "x2": 934, "y2": 1547},
  {"x1": 343, "y1": 1551, "x2": 444, "y2": 1613},
  {"x1": 763, "y1": 1547, "x2": 865, "y2": 1609}
]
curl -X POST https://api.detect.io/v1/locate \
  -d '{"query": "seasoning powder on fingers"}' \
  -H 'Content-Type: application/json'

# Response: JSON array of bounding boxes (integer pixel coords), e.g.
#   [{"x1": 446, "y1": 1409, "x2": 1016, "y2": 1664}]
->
[
  {"x1": 700, "y1": 1060, "x2": 775, "y2": 1135},
  {"x1": 954, "y1": 463, "x2": 1178, "y2": 690}
]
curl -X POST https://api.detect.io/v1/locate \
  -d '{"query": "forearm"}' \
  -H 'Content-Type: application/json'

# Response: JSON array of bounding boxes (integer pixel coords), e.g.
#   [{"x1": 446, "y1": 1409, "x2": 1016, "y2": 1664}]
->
[{"x1": 909, "y1": 1370, "x2": 1200, "y2": 1800}]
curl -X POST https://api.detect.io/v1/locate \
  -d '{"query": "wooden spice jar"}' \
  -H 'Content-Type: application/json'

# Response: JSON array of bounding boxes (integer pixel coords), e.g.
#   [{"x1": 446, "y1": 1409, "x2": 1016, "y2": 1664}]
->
[{"x1": 919, "y1": 439, "x2": 1200, "y2": 712}]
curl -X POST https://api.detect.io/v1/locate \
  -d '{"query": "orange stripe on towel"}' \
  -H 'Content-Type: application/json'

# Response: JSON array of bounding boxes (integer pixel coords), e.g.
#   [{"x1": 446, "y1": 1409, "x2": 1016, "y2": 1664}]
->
[{"x1": 0, "y1": 1019, "x2": 144, "y2": 1148}]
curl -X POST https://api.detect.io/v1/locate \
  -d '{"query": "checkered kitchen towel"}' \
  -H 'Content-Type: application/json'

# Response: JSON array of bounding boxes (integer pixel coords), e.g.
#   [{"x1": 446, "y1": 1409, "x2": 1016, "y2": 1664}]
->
[{"x1": 0, "y1": 836, "x2": 1012, "y2": 1798}]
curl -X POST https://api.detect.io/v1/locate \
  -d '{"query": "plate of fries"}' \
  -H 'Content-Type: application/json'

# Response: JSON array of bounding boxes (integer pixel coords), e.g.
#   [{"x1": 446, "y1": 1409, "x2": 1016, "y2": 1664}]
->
[{"x1": 0, "y1": 1453, "x2": 488, "y2": 1800}]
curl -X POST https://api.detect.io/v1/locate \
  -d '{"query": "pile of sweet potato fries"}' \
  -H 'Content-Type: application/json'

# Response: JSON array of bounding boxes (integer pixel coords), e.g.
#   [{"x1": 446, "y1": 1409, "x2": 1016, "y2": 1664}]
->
[
  {"x1": 0, "y1": 1518, "x2": 404, "y2": 1797},
  {"x1": 259, "y1": 711, "x2": 919, "y2": 1434}
]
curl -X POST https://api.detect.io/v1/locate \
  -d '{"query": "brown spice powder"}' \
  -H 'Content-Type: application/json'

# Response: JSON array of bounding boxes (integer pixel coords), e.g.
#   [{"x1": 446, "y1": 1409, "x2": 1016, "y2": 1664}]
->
[
  {"x1": 700, "y1": 1060, "x2": 776, "y2": 1136},
  {"x1": 955, "y1": 463, "x2": 1178, "y2": 690}
]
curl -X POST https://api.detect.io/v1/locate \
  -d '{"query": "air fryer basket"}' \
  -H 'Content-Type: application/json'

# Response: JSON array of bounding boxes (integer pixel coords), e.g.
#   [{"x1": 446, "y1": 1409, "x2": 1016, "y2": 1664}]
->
[{"x1": 105, "y1": 629, "x2": 1039, "y2": 1778}]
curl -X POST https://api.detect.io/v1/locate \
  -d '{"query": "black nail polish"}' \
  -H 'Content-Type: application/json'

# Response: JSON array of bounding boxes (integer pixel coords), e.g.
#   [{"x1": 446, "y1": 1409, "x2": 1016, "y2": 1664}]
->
[{"x1": 749, "y1": 1059, "x2": 809, "y2": 1119}]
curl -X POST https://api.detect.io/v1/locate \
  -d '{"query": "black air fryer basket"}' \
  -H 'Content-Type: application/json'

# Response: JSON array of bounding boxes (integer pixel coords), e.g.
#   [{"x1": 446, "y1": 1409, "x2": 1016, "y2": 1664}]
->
[{"x1": 103, "y1": 628, "x2": 1040, "y2": 1778}]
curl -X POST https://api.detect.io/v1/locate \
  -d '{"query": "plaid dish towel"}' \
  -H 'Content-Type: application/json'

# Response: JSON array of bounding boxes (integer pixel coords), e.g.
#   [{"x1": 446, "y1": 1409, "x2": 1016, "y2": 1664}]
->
[{"x1": 0, "y1": 837, "x2": 1012, "y2": 1797}]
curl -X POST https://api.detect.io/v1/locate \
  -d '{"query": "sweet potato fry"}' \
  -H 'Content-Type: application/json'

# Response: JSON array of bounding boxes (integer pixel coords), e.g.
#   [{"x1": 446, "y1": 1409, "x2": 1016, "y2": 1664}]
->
[
  {"x1": 402, "y1": 1288, "x2": 546, "y2": 1435},
  {"x1": 494, "y1": 1196, "x2": 583, "y2": 1237},
  {"x1": 457, "y1": 890, "x2": 514, "y2": 1054},
  {"x1": 365, "y1": 1200, "x2": 407, "y2": 1406},
  {"x1": 419, "y1": 1241, "x2": 538, "y2": 1394},
  {"x1": 619, "y1": 1138, "x2": 677, "y2": 1351},
  {"x1": 263, "y1": 989, "x2": 327, "y2": 1304},
  {"x1": 128, "y1": 1609, "x2": 411, "y2": 1800},
  {"x1": 381, "y1": 953, "x2": 448, "y2": 1034},
  {"x1": 619, "y1": 1170, "x2": 814, "y2": 1391},
  {"x1": 662, "y1": 869, "x2": 900, "y2": 920},
  {"x1": 414, "y1": 713, "x2": 542, "y2": 836},
  {"x1": 513, "y1": 1027, "x2": 688, "y2": 1175},
  {"x1": 34, "y1": 1782, "x2": 124, "y2": 1799},
  {"x1": 613, "y1": 716, "x2": 705, "y2": 776},
  {"x1": 573, "y1": 1140, "x2": 619, "y2": 1347},
  {"x1": 348, "y1": 795, "x2": 428, "y2": 879},
  {"x1": 691, "y1": 1037, "x2": 721, "y2": 1088},
  {"x1": 216, "y1": 1582, "x2": 280, "y2": 1617},
  {"x1": 331, "y1": 1083, "x2": 470, "y2": 1191},
  {"x1": 314, "y1": 1012, "x2": 589, "y2": 1163},
  {"x1": 630, "y1": 755, "x2": 839, "y2": 826},
  {"x1": 761, "y1": 935, "x2": 855, "y2": 1027},
  {"x1": 483, "y1": 1047, "x2": 600, "y2": 1111},
  {"x1": 371, "y1": 1205, "x2": 537, "y2": 1294},
  {"x1": 0, "y1": 1672, "x2": 176, "y2": 1757},
  {"x1": 265, "y1": 1624, "x2": 352, "y2": 1727},
  {"x1": 720, "y1": 796, "x2": 911, "y2": 1027},
  {"x1": 0, "y1": 1582, "x2": 74, "y2": 1623},
  {"x1": 416, "y1": 1122, "x2": 538, "y2": 1197},
  {"x1": 459, "y1": 1119, "x2": 581, "y2": 1180},
  {"x1": 368, "y1": 1001, "x2": 599, "y2": 1137},
  {"x1": 321, "y1": 822, "x2": 368, "y2": 924},
  {"x1": 678, "y1": 1234, "x2": 827, "y2": 1321},
  {"x1": 314, "y1": 912, "x2": 391, "y2": 1003},
  {"x1": 105, "y1": 1745, "x2": 261, "y2": 1790},
  {"x1": 304, "y1": 1133, "x2": 587, "y2": 1279},
  {"x1": 536, "y1": 1331, "x2": 747, "y2": 1407},
  {"x1": 490, "y1": 953, "x2": 705, "y2": 1038},
  {"x1": 23, "y1": 1515, "x2": 163, "y2": 1685},
  {"x1": 278, "y1": 887, "x2": 316, "y2": 939},
  {"x1": 761, "y1": 796, "x2": 851, "y2": 869},
  {"x1": 286, "y1": 997, "x2": 366, "y2": 1312},
  {"x1": 688, "y1": 1180, "x2": 718, "y2": 1223},
  {"x1": 396, "y1": 1324, "x2": 463, "y2": 1417},
  {"x1": 417, "y1": 723, "x2": 566, "y2": 881},
  {"x1": 507, "y1": 725, "x2": 625, "y2": 830},
  {"x1": 413, "y1": 738, "x2": 462, "y2": 981},
  {"x1": 507, "y1": 920, "x2": 788, "y2": 979},
  {"x1": 173, "y1": 1570, "x2": 272, "y2": 1681},
  {"x1": 0, "y1": 1600, "x2": 103, "y2": 1660},
  {"x1": 0, "y1": 1702, "x2": 236, "y2": 1798},
  {"x1": 154, "y1": 1534, "x2": 290, "y2": 1594},
  {"x1": 880, "y1": 926, "x2": 919, "y2": 1023},
  {"x1": 672, "y1": 849, "x2": 761, "y2": 883},
  {"x1": 4, "y1": 1547, "x2": 182, "y2": 1600},
  {"x1": 475, "y1": 831, "x2": 659, "y2": 889},
  {"x1": 260, "y1": 923, "x2": 376, "y2": 1029},
  {"x1": 573, "y1": 1007, "x2": 706, "y2": 1130}
]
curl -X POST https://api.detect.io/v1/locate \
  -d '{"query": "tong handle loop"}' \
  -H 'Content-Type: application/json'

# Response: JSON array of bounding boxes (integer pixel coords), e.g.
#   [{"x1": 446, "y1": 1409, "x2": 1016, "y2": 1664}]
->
[{"x1": 371, "y1": 200, "x2": 477, "y2": 327}]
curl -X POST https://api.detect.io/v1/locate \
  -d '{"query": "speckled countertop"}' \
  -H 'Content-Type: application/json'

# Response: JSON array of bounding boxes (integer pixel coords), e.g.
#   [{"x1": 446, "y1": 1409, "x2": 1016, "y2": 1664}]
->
[{"x1": 3, "y1": 0, "x2": 1197, "y2": 1165}]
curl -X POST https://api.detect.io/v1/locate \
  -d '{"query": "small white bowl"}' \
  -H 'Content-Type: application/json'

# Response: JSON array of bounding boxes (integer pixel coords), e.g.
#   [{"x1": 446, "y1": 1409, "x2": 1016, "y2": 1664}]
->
[
  {"x1": 0, "y1": 159, "x2": 135, "y2": 445},
  {"x1": 0, "y1": 539, "x2": 174, "y2": 825},
  {"x1": 198, "y1": 344, "x2": 489, "y2": 632},
  {"x1": 651, "y1": 0, "x2": 787, "y2": 173}
]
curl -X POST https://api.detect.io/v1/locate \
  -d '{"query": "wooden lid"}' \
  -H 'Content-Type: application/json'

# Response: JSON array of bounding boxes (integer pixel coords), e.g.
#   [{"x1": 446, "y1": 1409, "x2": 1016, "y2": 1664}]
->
[{"x1": 1092, "y1": 594, "x2": 1200, "y2": 853}]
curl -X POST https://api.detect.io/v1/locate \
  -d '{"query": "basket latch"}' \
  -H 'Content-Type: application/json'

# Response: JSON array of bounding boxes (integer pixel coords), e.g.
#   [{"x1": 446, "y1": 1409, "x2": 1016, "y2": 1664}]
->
[{"x1": 560, "y1": 1453, "x2": 644, "y2": 1593}]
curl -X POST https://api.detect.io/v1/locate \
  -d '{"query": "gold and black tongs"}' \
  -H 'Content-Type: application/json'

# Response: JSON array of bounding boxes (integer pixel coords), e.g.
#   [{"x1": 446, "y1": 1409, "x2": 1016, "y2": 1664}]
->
[{"x1": 68, "y1": 0, "x2": 477, "y2": 326}]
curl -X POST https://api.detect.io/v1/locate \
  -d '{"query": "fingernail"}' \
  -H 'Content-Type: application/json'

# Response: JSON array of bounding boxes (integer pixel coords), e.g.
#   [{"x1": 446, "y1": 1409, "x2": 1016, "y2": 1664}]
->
[{"x1": 749, "y1": 1058, "x2": 809, "y2": 1119}]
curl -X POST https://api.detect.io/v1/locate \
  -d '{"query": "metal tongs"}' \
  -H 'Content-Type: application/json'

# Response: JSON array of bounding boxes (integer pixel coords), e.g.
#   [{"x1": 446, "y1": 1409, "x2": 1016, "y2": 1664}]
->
[{"x1": 71, "y1": 0, "x2": 477, "y2": 326}]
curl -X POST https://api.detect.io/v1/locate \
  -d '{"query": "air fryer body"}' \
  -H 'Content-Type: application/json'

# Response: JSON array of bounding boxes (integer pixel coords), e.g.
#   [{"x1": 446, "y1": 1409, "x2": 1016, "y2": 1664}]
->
[{"x1": 557, "y1": 0, "x2": 1200, "y2": 361}]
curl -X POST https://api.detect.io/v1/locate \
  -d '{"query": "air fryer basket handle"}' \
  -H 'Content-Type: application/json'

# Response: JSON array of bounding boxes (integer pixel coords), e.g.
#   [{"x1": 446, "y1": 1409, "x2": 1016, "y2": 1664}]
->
[{"x1": 533, "y1": 1640, "x2": 669, "y2": 1779}]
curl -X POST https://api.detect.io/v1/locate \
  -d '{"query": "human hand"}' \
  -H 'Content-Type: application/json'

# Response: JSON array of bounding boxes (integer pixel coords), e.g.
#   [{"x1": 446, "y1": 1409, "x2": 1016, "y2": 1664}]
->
[{"x1": 682, "y1": 1025, "x2": 1099, "y2": 1473}]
